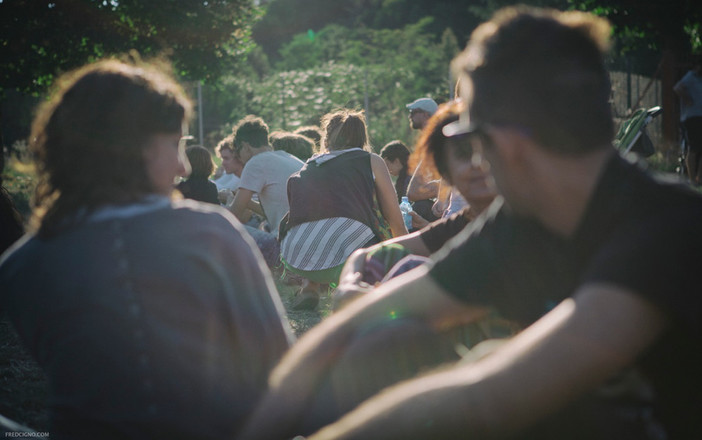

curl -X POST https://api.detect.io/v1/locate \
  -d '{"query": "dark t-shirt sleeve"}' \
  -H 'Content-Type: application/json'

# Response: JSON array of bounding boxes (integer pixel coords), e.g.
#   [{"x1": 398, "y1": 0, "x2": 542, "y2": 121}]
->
[
  {"x1": 419, "y1": 208, "x2": 470, "y2": 253},
  {"x1": 428, "y1": 199, "x2": 574, "y2": 325},
  {"x1": 582, "y1": 207, "x2": 702, "y2": 337}
]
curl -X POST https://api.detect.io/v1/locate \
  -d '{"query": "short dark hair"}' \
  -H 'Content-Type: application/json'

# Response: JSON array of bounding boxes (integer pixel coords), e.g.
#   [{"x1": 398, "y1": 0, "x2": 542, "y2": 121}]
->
[
  {"x1": 185, "y1": 145, "x2": 214, "y2": 178},
  {"x1": 294, "y1": 125, "x2": 323, "y2": 147},
  {"x1": 452, "y1": 6, "x2": 614, "y2": 154},
  {"x1": 270, "y1": 131, "x2": 315, "y2": 161},
  {"x1": 232, "y1": 115, "x2": 270, "y2": 150},
  {"x1": 380, "y1": 140, "x2": 410, "y2": 166},
  {"x1": 380, "y1": 140, "x2": 411, "y2": 199},
  {"x1": 29, "y1": 57, "x2": 192, "y2": 237}
]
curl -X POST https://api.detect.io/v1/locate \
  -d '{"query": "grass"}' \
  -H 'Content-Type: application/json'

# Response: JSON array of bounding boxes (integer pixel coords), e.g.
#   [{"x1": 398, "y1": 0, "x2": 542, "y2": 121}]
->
[
  {"x1": 277, "y1": 280, "x2": 334, "y2": 336},
  {"x1": 0, "y1": 279, "x2": 332, "y2": 431}
]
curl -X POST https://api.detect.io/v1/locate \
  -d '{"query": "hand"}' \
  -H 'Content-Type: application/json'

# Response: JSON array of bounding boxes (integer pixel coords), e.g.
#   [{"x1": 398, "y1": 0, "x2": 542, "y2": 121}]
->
[
  {"x1": 333, "y1": 271, "x2": 374, "y2": 311},
  {"x1": 218, "y1": 189, "x2": 236, "y2": 205},
  {"x1": 333, "y1": 249, "x2": 374, "y2": 310},
  {"x1": 409, "y1": 211, "x2": 430, "y2": 230},
  {"x1": 431, "y1": 200, "x2": 447, "y2": 218}
]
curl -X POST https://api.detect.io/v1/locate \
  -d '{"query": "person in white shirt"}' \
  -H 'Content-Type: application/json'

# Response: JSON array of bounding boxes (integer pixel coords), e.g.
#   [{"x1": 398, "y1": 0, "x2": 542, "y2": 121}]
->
[{"x1": 229, "y1": 115, "x2": 304, "y2": 268}]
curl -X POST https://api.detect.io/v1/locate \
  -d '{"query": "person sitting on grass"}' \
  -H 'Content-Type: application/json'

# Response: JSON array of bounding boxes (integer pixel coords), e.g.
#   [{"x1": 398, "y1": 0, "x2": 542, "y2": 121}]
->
[
  {"x1": 228, "y1": 115, "x2": 305, "y2": 271},
  {"x1": 212, "y1": 134, "x2": 242, "y2": 198},
  {"x1": 279, "y1": 109, "x2": 408, "y2": 310},
  {"x1": 0, "y1": 57, "x2": 293, "y2": 440},
  {"x1": 238, "y1": 7, "x2": 702, "y2": 440},
  {"x1": 333, "y1": 99, "x2": 498, "y2": 310},
  {"x1": 294, "y1": 125, "x2": 324, "y2": 152},
  {"x1": 270, "y1": 130, "x2": 316, "y2": 162},
  {"x1": 176, "y1": 144, "x2": 219, "y2": 205},
  {"x1": 379, "y1": 140, "x2": 411, "y2": 203}
]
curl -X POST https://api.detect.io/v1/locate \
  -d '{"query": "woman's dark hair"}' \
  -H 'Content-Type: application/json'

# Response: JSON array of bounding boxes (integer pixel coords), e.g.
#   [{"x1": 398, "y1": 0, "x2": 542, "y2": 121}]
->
[
  {"x1": 412, "y1": 100, "x2": 463, "y2": 183},
  {"x1": 380, "y1": 140, "x2": 410, "y2": 200},
  {"x1": 185, "y1": 145, "x2": 214, "y2": 179},
  {"x1": 321, "y1": 109, "x2": 370, "y2": 152},
  {"x1": 29, "y1": 57, "x2": 192, "y2": 238}
]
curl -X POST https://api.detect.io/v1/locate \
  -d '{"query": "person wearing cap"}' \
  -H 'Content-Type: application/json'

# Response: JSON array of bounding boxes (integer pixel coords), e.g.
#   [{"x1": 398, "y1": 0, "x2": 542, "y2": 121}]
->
[
  {"x1": 238, "y1": 6, "x2": 702, "y2": 440},
  {"x1": 406, "y1": 97, "x2": 438, "y2": 130},
  {"x1": 405, "y1": 97, "x2": 443, "y2": 221}
]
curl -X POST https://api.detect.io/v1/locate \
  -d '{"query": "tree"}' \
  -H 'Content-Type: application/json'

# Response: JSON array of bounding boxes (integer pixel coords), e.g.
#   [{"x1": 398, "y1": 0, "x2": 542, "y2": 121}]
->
[
  {"x1": 253, "y1": 0, "x2": 483, "y2": 60},
  {"x1": 569, "y1": 0, "x2": 702, "y2": 144},
  {"x1": 0, "y1": 0, "x2": 262, "y2": 96}
]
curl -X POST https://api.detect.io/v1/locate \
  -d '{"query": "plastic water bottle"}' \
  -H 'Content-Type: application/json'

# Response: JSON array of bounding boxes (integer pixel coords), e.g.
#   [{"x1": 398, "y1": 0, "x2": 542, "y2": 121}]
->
[{"x1": 399, "y1": 196, "x2": 413, "y2": 230}]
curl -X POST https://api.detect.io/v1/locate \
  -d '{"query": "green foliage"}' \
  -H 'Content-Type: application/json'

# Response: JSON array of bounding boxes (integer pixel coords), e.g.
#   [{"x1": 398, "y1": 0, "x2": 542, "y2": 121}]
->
[
  {"x1": 7, "y1": 0, "x2": 701, "y2": 156},
  {"x1": 0, "y1": 0, "x2": 263, "y2": 96},
  {"x1": 254, "y1": 0, "x2": 483, "y2": 59},
  {"x1": 209, "y1": 19, "x2": 457, "y2": 150},
  {"x1": 568, "y1": 0, "x2": 702, "y2": 55}
]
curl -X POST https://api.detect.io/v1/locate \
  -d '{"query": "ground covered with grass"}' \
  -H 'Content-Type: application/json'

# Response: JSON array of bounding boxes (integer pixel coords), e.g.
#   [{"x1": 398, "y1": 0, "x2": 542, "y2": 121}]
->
[{"x1": 0, "y1": 279, "x2": 333, "y2": 432}]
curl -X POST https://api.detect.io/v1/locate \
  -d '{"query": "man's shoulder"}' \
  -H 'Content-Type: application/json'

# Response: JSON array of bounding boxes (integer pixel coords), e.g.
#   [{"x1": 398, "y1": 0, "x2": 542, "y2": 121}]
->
[
  {"x1": 245, "y1": 150, "x2": 302, "y2": 171},
  {"x1": 271, "y1": 150, "x2": 304, "y2": 165},
  {"x1": 609, "y1": 154, "x2": 702, "y2": 212}
]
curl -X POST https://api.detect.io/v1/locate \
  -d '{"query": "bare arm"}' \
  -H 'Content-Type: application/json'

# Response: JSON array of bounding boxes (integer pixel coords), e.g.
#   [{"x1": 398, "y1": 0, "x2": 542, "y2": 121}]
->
[
  {"x1": 229, "y1": 188, "x2": 257, "y2": 222},
  {"x1": 237, "y1": 266, "x2": 489, "y2": 440},
  {"x1": 246, "y1": 198, "x2": 265, "y2": 216},
  {"x1": 330, "y1": 231, "x2": 432, "y2": 309},
  {"x1": 340, "y1": 230, "x2": 431, "y2": 278},
  {"x1": 310, "y1": 283, "x2": 668, "y2": 440},
  {"x1": 371, "y1": 153, "x2": 408, "y2": 237},
  {"x1": 407, "y1": 161, "x2": 440, "y2": 202}
]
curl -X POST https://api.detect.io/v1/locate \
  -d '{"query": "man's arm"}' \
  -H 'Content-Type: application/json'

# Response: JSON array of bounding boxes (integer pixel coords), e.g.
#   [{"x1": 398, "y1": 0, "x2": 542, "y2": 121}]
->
[
  {"x1": 407, "y1": 161, "x2": 440, "y2": 202},
  {"x1": 309, "y1": 283, "x2": 668, "y2": 440},
  {"x1": 237, "y1": 266, "x2": 489, "y2": 440},
  {"x1": 246, "y1": 197, "x2": 265, "y2": 217},
  {"x1": 229, "y1": 188, "x2": 256, "y2": 223}
]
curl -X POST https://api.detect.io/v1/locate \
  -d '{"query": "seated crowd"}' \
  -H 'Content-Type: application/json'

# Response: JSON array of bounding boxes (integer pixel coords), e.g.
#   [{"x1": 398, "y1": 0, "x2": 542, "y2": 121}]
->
[{"x1": 1, "y1": 6, "x2": 701, "y2": 440}]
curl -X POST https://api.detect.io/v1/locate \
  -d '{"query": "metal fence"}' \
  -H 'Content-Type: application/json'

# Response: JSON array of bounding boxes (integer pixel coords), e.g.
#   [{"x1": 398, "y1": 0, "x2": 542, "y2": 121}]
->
[{"x1": 609, "y1": 70, "x2": 663, "y2": 149}]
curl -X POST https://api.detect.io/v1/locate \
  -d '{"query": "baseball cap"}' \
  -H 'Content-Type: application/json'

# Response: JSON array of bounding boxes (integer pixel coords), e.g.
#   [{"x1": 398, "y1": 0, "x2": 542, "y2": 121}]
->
[{"x1": 406, "y1": 98, "x2": 438, "y2": 115}]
